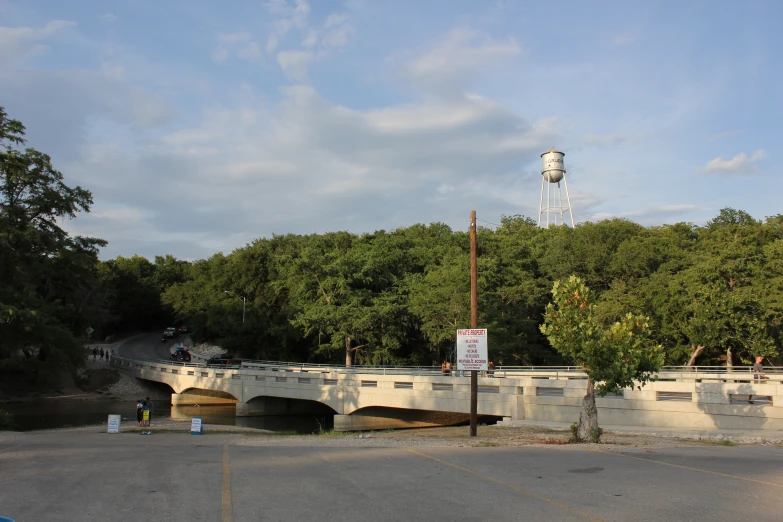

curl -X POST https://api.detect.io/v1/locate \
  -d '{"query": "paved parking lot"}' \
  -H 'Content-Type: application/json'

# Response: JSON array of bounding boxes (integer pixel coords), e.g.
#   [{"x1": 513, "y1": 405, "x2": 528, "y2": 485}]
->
[{"x1": 1, "y1": 430, "x2": 781, "y2": 521}]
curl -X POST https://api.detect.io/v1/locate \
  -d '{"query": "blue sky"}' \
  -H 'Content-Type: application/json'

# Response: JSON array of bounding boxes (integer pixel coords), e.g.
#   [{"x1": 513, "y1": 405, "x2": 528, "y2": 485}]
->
[{"x1": 1, "y1": 0, "x2": 780, "y2": 259}]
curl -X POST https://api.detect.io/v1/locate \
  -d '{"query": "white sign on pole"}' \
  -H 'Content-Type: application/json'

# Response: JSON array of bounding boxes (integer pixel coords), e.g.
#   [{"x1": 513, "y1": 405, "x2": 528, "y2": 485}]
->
[
  {"x1": 107, "y1": 414, "x2": 121, "y2": 433},
  {"x1": 456, "y1": 329, "x2": 488, "y2": 371},
  {"x1": 190, "y1": 416, "x2": 203, "y2": 435}
]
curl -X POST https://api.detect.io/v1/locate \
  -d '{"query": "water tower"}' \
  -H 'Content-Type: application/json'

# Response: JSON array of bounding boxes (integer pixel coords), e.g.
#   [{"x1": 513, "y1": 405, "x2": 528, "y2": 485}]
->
[{"x1": 538, "y1": 148, "x2": 575, "y2": 227}]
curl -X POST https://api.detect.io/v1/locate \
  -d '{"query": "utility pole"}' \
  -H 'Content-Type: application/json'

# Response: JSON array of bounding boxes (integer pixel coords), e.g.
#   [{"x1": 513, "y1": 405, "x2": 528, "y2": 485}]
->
[
  {"x1": 224, "y1": 291, "x2": 247, "y2": 326},
  {"x1": 470, "y1": 210, "x2": 478, "y2": 437}
]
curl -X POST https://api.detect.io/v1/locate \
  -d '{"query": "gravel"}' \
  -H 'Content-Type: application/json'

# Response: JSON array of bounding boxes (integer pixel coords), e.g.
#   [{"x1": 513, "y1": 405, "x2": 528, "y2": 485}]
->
[{"x1": 189, "y1": 341, "x2": 224, "y2": 359}]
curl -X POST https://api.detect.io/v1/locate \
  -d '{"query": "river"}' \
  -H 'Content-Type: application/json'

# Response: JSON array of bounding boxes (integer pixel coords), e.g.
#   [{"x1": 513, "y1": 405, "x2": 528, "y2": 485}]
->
[{"x1": 1, "y1": 399, "x2": 334, "y2": 433}]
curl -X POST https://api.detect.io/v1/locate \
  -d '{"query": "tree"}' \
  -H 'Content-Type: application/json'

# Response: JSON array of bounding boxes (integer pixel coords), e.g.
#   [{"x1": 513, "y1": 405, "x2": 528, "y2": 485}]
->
[
  {"x1": 677, "y1": 283, "x2": 775, "y2": 367},
  {"x1": 707, "y1": 207, "x2": 759, "y2": 230},
  {"x1": 0, "y1": 107, "x2": 105, "y2": 370},
  {"x1": 407, "y1": 248, "x2": 470, "y2": 361},
  {"x1": 540, "y1": 276, "x2": 663, "y2": 441}
]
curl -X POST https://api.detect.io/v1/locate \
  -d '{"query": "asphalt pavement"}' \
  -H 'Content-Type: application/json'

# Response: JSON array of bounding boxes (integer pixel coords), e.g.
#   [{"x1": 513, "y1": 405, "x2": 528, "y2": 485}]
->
[
  {"x1": 117, "y1": 332, "x2": 177, "y2": 361},
  {"x1": 1, "y1": 430, "x2": 781, "y2": 522}
]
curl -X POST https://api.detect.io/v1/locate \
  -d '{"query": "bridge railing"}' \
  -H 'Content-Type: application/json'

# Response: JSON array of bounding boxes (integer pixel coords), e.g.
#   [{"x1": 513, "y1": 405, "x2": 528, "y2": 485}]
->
[{"x1": 111, "y1": 355, "x2": 783, "y2": 383}]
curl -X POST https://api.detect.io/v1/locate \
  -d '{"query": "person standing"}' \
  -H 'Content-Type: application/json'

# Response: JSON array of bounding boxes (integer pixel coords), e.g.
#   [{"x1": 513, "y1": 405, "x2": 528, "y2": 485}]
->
[
  {"x1": 136, "y1": 399, "x2": 144, "y2": 427},
  {"x1": 145, "y1": 397, "x2": 154, "y2": 426},
  {"x1": 142, "y1": 399, "x2": 151, "y2": 427},
  {"x1": 100, "y1": 348, "x2": 104, "y2": 360},
  {"x1": 92, "y1": 347, "x2": 97, "y2": 361},
  {"x1": 748, "y1": 356, "x2": 770, "y2": 404}
]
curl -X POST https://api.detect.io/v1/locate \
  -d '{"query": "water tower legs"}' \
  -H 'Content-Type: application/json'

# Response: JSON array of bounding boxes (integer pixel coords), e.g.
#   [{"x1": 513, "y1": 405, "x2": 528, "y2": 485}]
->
[{"x1": 538, "y1": 175, "x2": 575, "y2": 228}]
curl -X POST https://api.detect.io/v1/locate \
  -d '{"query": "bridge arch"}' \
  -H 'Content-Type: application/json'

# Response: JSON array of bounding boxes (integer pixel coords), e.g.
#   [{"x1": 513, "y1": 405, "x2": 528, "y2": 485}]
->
[
  {"x1": 239, "y1": 394, "x2": 337, "y2": 416},
  {"x1": 171, "y1": 387, "x2": 239, "y2": 406}
]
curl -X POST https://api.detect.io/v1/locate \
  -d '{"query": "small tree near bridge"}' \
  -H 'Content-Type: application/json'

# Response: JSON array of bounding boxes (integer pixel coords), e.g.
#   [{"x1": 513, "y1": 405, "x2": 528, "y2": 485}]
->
[{"x1": 540, "y1": 276, "x2": 664, "y2": 442}]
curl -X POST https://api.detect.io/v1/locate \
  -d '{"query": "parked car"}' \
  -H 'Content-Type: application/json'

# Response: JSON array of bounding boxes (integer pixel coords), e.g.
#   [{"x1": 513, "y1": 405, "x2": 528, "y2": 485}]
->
[
  {"x1": 170, "y1": 346, "x2": 192, "y2": 362},
  {"x1": 207, "y1": 354, "x2": 242, "y2": 366}
]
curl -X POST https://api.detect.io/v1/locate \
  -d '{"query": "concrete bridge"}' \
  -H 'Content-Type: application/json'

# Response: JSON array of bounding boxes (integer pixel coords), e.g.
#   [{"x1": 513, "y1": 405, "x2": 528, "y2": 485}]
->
[{"x1": 111, "y1": 356, "x2": 783, "y2": 431}]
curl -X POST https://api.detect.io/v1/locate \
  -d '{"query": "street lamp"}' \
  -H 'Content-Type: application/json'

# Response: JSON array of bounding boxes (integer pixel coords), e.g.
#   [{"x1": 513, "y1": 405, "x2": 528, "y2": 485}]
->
[{"x1": 224, "y1": 291, "x2": 247, "y2": 325}]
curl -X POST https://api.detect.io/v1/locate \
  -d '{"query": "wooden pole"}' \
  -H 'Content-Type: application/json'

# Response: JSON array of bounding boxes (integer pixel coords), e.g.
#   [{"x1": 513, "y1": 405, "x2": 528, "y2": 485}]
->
[{"x1": 470, "y1": 210, "x2": 478, "y2": 437}]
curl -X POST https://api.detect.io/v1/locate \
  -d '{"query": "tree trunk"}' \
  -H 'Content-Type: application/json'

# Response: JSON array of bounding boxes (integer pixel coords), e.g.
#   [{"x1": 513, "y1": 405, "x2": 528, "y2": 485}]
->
[
  {"x1": 686, "y1": 344, "x2": 705, "y2": 368},
  {"x1": 577, "y1": 377, "x2": 599, "y2": 442},
  {"x1": 345, "y1": 336, "x2": 352, "y2": 368},
  {"x1": 726, "y1": 347, "x2": 733, "y2": 369}
]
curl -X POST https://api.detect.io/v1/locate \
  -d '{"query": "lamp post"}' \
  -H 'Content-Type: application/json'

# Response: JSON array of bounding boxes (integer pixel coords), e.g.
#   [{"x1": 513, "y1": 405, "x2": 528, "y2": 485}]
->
[{"x1": 224, "y1": 291, "x2": 247, "y2": 325}]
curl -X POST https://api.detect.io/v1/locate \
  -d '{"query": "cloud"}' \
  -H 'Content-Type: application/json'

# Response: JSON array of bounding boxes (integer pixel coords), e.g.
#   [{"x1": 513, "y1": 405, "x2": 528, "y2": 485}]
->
[
  {"x1": 404, "y1": 27, "x2": 521, "y2": 92},
  {"x1": 590, "y1": 204, "x2": 698, "y2": 224},
  {"x1": 100, "y1": 14, "x2": 118, "y2": 23},
  {"x1": 696, "y1": 149, "x2": 767, "y2": 174},
  {"x1": 324, "y1": 14, "x2": 347, "y2": 28},
  {"x1": 265, "y1": 0, "x2": 310, "y2": 32},
  {"x1": 211, "y1": 46, "x2": 229, "y2": 63},
  {"x1": 708, "y1": 129, "x2": 742, "y2": 141},
  {"x1": 277, "y1": 50, "x2": 312, "y2": 82},
  {"x1": 301, "y1": 30, "x2": 317, "y2": 48},
  {"x1": 266, "y1": 34, "x2": 279, "y2": 54},
  {"x1": 211, "y1": 32, "x2": 263, "y2": 63},
  {"x1": 0, "y1": 20, "x2": 76, "y2": 65},
  {"x1": 57, "y1": 83, "x2": 559, "y2": 258},
  {"x1": 580, "y1": 133, "x2": 626, "y2": 147},
  {"x1": 321, "y1": 21, "x2": 353, "y2": 48}
]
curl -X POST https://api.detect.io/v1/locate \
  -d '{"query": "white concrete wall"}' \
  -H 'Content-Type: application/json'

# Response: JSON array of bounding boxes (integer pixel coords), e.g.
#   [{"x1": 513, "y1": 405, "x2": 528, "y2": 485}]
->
[{"x1": 113, "y1": 358, "x2": 783, "y2": 431}]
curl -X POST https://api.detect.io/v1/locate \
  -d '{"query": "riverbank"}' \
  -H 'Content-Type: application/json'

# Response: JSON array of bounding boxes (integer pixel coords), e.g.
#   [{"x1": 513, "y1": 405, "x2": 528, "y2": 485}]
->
[{"x1": 1, "y1": 356, "x2": 170, "y2": 405}]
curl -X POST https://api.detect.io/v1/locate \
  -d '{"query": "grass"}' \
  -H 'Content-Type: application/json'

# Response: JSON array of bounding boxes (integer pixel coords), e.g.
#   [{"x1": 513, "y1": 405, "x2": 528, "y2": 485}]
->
[
  {"x1": 314, "y1": 428, "x2": 345, "y2": 437},
  {"x1": 0, "y1": 409, "x2": 13, "y2": 430},
  {"x1": 698, "y1": 439, "x2": 737, "y2": 446},
  {"x1": 540, "y1": 437, "x2": 569, "y2": 445}
]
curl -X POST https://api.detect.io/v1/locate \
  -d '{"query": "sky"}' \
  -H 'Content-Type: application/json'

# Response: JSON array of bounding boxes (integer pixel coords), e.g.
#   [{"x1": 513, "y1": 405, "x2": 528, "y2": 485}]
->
[{"x1": 1, "y1": 0, "x2": 781, "y2": 260}]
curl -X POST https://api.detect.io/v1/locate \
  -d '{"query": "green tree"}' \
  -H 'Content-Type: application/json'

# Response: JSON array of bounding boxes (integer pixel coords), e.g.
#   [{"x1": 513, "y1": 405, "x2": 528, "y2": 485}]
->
[
  {"x1": 0, "y1": 107, "x2": 105, "y2": 371},
  {"x1": 540, "y1": 276, "x2": 664, "y2": 441}
]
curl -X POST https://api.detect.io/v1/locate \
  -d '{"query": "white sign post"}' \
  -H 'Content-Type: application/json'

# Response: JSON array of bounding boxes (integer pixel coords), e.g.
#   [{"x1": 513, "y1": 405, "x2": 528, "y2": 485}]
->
[
  {"x1": 190, "y1": 416, "x2": 203, "y2": 435},
  {"x1": 456, "y1": 329, "x2": 488, "y2": 371},
  {"x1": 107, "y1": 414, "x2": 121, "y2": 433}
]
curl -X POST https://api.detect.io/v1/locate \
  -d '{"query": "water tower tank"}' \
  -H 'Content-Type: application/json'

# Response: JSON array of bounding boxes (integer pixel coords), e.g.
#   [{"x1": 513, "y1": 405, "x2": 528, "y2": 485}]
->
[{"x1": 541, "y1": 148, "x2": 565, "y2": 183}]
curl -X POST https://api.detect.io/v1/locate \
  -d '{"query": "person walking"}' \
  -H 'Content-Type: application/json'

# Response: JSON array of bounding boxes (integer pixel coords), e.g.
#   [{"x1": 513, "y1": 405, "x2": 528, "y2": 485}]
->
[
  {"x1": 92, "y1": 347, "x2": 97, "y2": 361},
  {"x1": 100, "y1": 348, "x2": 104, "y2": 360}
]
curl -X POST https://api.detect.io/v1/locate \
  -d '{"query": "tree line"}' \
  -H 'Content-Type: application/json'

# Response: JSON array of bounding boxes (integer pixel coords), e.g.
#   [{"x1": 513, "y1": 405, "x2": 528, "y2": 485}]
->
[{"x1": 2, "y1": 107, "x2": 781, "y2": 385}]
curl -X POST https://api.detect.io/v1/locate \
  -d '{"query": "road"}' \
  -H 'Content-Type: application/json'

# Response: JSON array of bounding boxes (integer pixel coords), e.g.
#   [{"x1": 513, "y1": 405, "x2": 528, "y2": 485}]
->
[
  {"x1": 1, "y1": 431, "x2": 781, "y2": 522},
  {"x1": 118, "y1": 332, "x2": 179, "y2": 361}
]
